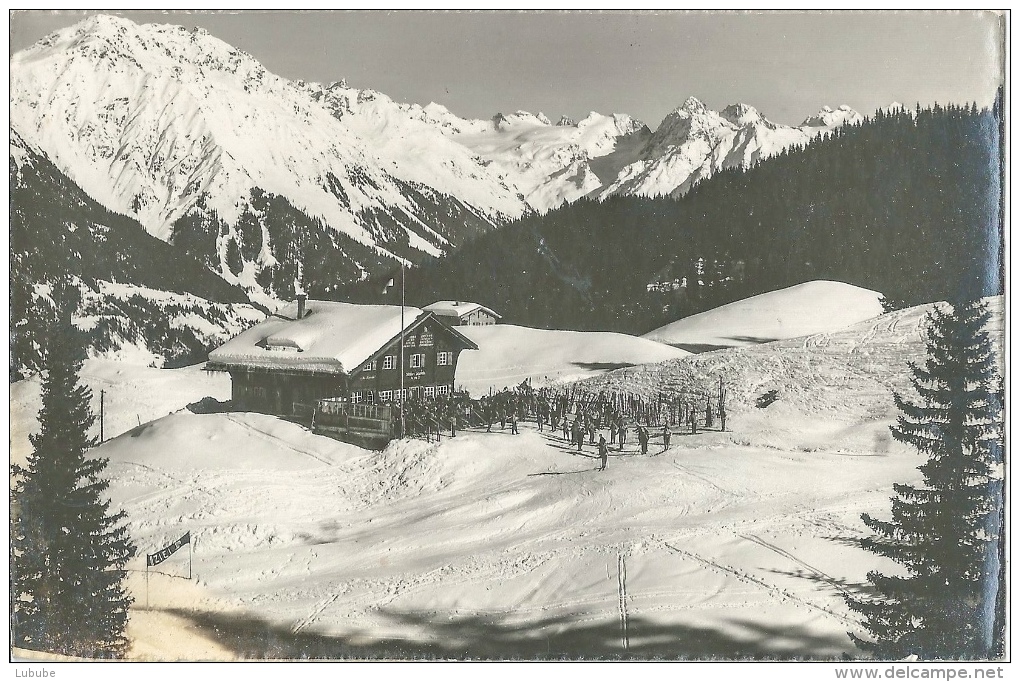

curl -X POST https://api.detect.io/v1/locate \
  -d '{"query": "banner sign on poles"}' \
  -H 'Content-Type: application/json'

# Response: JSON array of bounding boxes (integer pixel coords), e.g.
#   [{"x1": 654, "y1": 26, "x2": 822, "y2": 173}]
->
[{"x1": 147, "y1": 532, "x2": 190, "y2": 567}]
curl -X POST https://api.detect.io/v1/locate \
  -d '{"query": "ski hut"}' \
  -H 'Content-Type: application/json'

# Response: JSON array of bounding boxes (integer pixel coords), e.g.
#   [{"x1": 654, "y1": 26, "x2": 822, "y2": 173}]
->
[
  {"x1": 207, "y1": 300, "x2": 478, "y2": 420},
  {"x1": 423, "y1": 301, "x2": 501, "y2": 326}
]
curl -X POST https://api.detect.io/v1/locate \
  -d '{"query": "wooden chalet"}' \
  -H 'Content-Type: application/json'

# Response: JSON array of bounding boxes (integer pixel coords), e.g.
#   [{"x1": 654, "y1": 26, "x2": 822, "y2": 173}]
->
[
  {"x1": 207, "y1": 299, "x2": 478, "y2": 419},
  {"x1": 423, "y1": 300, "x2": 502, "y2": 326}
]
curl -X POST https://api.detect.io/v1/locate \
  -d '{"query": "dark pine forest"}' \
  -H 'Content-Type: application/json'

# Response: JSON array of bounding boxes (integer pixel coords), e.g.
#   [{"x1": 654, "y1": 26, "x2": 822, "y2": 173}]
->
[{"x1": 342, "y1": 99, "x2": 1003, "y2": 335}]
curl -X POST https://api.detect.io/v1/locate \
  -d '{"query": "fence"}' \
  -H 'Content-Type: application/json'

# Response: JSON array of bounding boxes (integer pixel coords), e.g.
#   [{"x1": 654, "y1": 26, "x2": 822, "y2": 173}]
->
[{"x1": 312, "y1": 398, "x2": 397, "y2": 445}]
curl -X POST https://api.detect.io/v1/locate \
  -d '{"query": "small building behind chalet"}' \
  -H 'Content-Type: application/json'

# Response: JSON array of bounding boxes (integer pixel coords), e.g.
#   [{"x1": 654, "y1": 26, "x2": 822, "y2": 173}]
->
[
  {"x1": 423, "y1": 301, "x2": 502, "y2": 326},
  {"x1": 207, "y1": 300, "x2": 478, "y2": 418}
]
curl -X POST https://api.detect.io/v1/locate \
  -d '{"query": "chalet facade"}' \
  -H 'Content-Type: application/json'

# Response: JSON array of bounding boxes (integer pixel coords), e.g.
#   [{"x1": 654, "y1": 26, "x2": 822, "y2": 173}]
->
[
  {"x1": 423, "y1": 301, "x2": 501, "y2": 326},
  {"x1": 207, "y1": 300, "x2": 478, "y2": 418}
]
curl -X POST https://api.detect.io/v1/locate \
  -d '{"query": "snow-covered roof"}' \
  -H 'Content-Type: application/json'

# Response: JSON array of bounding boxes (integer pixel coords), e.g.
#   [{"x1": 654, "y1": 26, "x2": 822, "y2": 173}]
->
[
  {"x1": 423, "y1": 301, "x2": 501, "y2": 320},
  {"x1": 209, "y1": 301, "x2": 430, "y2": 374}
]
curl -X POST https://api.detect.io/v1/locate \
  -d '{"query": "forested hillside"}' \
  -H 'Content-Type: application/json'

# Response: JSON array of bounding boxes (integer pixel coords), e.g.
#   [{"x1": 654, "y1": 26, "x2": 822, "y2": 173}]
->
[
  {"x1": 10, "y1": 134, "x2": 258, "y2": 377},
  {"x1": 343, "y1": 99, "x2": 1003, "y2": 334}
]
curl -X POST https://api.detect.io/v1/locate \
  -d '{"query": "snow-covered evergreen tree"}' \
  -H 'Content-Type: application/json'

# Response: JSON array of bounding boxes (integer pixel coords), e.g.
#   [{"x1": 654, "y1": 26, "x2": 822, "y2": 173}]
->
[
  {"x1": 846, "y1": 299, "x2": 1004, "y2": 659},
  {"x1": 11, "y1": 289, "x2": 137, "y2": 658}
]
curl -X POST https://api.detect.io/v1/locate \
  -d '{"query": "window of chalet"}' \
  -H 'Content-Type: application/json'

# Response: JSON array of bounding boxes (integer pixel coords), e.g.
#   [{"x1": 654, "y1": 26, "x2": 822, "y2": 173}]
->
[
  {"x1": 351, "y1": 391, "x2": 363, "y2": 404},
  {"x1": 437, "y1": 351, "x2": 453, "y2": 366},
  {"x1": 437, "y1": 385, "x2": 450, "y2": 395},
  {"x1": 366, "y1": 359, "x2": 377, "y2": 371},
  {"x1": 424, "y1": 386, "x2": 436, "y2": 398},
  {"x1": 410, "y1": 353, "x2": 425, "y2": 369},
  {"x1": 383, "y1": 355, "x2": 395, "y2": 370},
  {"x1": 379, "y1": 389, "x2": 393, "y2": 402}
]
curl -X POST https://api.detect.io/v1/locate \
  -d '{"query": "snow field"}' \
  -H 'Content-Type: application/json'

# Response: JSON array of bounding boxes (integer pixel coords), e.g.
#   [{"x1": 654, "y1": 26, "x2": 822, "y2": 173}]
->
[
  {"x1": 100, "y1": 413, "x2": 922, "y2": 659},
  {"x1": 13, "y1": 295, "x2": 1003, "y2": 659},
  {"x1": 643, "y1": 280, "x2": 884, "y2": 350},
  {"x1": 456, "y1": 324, "x2": 689, "y2": 395},
  {"x1": 10, "y1": 360, "x2": 231, "y2": 468}
]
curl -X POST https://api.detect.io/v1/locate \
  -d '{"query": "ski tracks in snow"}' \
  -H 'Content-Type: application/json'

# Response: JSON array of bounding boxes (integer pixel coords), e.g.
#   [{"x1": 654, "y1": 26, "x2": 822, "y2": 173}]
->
[
  {"x1": 290, "y1": 583, "x2": 350, "y2": 634},
  {"x1": 617, "y1": 551, "x2": 630, "y2": 651},
  {"x1": 739, "y1": 533, "x2": 841, "y2": 589},
  {"x1": 221, "y1": 413, "x2": 334, "y2": 466},
  {"x1": 660, "y1": 541, "x2": 856, "y2": 628}
]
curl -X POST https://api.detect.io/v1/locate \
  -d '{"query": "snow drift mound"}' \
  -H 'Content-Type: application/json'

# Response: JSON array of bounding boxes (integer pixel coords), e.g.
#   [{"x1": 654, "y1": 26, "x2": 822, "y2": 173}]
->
[
  {"x1": 643, "y1": 280, "x2": 883, "y2": 350},
  {"x1": 456, "y1": 324, "x2": 688, "y2": 395}
]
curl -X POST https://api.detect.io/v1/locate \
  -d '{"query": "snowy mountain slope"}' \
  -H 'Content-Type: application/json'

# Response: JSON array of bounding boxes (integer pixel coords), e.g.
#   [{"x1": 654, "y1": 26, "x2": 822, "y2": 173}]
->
[
  {"x1": 599, "y1": 98, "x2": 863, "y2": 199},
  {"x1": 11, "y1": 296, "x2": 1001, "y2": 659},
  {"x1": 11, "y1": 129, "x2": 263, "y2": 376},
  {"x1": 9, "y1": 15, "x2": 527, "y2": 299},
  {"x1": 10, "y1": 15, "x2": 865, "y2": 302},
  {"x1": 643, "y1": 280, "x2": 884, "y2": 350},
  {"x1": 20, "y1": 299, "x2": 992, "y2": 660},
  {"x1": 442, "y1": 110, "x2": 652, "y2": 211},
  {"x1": 456, "y1": 324, "x2": 689, "y2": 394}
]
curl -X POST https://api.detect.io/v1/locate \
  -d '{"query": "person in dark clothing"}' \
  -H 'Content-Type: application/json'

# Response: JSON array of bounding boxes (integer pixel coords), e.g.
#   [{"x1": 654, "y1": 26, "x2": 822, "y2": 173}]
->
[
  {"x1": 510, "y1": 412, "x2": 519, "y2": 435},
  {"x1": 661, "y1": 425, "x2": 671, "y2": 452},
  {"x1": 638, "y1": 425, "x2": 649, "y2": 455},
  {"x1": 618, "y1": 423, "x2": 627, "y2": 451},
  {"x1": 598, "y1": 435, "x2": 608, "y2": 471}
]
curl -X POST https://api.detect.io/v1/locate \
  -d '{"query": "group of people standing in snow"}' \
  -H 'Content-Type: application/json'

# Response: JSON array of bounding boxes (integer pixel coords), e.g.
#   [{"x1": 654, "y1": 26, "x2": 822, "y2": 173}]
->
[{"x1": 394, "y1": 380, "x2": 725, "y2": 472}]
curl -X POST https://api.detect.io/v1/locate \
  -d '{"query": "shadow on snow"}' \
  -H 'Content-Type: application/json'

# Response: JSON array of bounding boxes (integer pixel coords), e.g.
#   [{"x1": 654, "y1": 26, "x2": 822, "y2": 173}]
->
[{"x1": 155, "y1": 606, "x2": 853, "y2": 660}]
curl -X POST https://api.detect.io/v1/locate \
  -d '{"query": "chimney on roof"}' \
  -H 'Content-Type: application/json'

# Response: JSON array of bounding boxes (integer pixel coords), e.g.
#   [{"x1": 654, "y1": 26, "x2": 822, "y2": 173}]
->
[{"x1": 297, "y1": 293, "x2": 307, "y2": 319}]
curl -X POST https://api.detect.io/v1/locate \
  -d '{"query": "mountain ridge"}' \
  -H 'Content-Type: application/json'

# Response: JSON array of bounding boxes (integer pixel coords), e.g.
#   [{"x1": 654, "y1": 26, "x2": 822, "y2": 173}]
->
[{"x1": 10, "y1": 14, "x2": 864, "y2": 301}]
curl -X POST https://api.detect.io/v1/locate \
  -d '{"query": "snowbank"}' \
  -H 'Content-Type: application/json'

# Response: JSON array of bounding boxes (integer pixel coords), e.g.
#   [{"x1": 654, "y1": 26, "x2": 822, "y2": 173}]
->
[
  {"x1": 643, "y1": 280, "x2": 884, "y2": 350},
  {"x1": 10, "y1": 360, "x2": 231, "y2": 468}
]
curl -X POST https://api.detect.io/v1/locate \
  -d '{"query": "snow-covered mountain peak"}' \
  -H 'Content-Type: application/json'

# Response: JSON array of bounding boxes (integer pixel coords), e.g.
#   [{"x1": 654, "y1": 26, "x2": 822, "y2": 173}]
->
[
  {"x1": 677, "y1": 96, "x2": 709, "y2": 115},
  {"x1": 11, "y1": 13, "x2": 867, "y2": 298},
  {"x1": 801, "y1": 104, "x2": 863, "y2": 128},
  {"x1": 19, "y1": 12, "x2": 262, "y2": 83},
  {"x1": 720, "y1": 103, "x2": 763, "y2": 126}
]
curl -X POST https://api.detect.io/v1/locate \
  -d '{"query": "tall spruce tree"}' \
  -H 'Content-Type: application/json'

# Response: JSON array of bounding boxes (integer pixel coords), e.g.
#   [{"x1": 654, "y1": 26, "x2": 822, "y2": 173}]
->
[
  {"x1": 846, "y1": 298, "x2": 1004, "y2": 659},
  {"x1": 11, "y1": 289, "x2": 136, "y2": 658}
]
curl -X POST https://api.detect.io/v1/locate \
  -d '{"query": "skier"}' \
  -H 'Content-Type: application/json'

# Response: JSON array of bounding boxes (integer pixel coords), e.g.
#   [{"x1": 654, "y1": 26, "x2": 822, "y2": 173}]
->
[
  {"x1": 638, "y1": 425, "x2": 649, "y2": 455},
  {"x1": 618, "y1": 422, "x2": 627, "y2": 451},
  {"x1": 661, "y1": 425, "x2": 671, "y2": 453},
  {"x1": 510, "y1": 411, "x2": 519, "y2": 435},
  {"x1": 598, "y1": 434, "x2": 608, "y2": 471}
]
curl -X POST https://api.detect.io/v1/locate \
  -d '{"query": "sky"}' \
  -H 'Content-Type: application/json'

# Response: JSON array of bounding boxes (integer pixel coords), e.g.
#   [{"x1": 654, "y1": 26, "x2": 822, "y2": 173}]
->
[{"x1": 9, "y1": 10, "x2": 1005, "y2": 129}]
